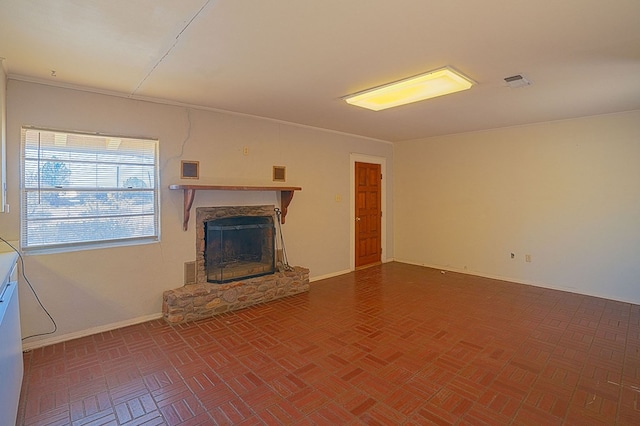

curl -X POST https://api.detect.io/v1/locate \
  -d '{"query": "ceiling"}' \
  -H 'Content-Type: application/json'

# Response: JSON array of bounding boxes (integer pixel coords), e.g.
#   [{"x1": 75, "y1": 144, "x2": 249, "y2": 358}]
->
[{"x1": 1, "y1": 0, "x2": 639, "y2": 142}]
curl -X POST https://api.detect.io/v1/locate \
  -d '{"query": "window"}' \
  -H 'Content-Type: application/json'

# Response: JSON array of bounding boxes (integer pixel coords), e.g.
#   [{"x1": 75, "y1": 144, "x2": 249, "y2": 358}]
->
[{"x1": 21, "y1": 128, "x2": 159, "y2": 252}]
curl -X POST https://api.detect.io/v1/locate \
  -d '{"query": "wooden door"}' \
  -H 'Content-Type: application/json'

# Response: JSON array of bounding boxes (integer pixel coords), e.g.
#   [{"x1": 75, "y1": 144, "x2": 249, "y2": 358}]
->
[{"x1": 355, "y1": 162, "x2": 382, "y2": 268}]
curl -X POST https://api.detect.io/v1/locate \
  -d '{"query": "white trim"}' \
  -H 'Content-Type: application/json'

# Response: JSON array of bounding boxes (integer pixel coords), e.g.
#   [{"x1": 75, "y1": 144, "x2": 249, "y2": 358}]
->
[
  {"x1": 395, "y1": 259, "x2": 640, "y2": 306},
  {"x1": 310, "y1": 269, "x2": 351, "y2": 283},
  {"x1": 8, "y1": 75, "x2": 392, "y2": 145},
  {"x1": 21, "y1": 237, "x2": 161, "y2": 256},
  {"x1": 311, "y1": 260, "x2": 394, "y2": 284},
  {"x1": 21, "y1": 312, "x2": 163, "y2": 351},
  {"x1": 349, "y1": 154, "x2": 387, "y2": 271}
]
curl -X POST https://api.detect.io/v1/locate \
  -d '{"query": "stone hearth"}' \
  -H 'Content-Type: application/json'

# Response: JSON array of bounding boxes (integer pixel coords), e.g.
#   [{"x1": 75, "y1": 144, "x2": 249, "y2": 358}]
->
[
  {"x1": 162, "y1": 204, "x2": 309, "y2": 324},
  {"x1": 163, "y1": 266, "x2": 309, "y2": 324}
]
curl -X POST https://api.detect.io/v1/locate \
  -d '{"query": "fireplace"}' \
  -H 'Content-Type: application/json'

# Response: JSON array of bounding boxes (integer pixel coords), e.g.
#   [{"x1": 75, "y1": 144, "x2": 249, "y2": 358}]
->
[
  {"x1": 194, "y1": 205, "x2": 279, "y2": 284},
  {"x1": 205, "y1": 215, "x2": 275, "y2": 283},
  {"x1": 162, "y1": 204, "x2": 310, "y2": 324}
]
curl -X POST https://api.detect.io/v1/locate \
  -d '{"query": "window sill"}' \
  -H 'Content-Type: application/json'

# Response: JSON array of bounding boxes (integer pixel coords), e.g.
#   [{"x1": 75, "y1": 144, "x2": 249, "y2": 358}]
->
[{"x1": 22, "y1": 237, "x2": 159, "y2": 256}]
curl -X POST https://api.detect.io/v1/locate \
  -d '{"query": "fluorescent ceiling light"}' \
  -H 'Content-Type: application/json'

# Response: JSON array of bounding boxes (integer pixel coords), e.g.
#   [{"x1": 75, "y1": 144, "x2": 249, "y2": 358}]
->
[{"x1": 344, "y1": 66, "x2": 475, "y2": 111}]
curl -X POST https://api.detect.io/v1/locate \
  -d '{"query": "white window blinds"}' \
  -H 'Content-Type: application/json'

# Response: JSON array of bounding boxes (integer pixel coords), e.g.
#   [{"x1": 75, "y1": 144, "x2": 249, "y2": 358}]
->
[{"x1": 21, "y1": 128, "x2": 159, "y2": 251}]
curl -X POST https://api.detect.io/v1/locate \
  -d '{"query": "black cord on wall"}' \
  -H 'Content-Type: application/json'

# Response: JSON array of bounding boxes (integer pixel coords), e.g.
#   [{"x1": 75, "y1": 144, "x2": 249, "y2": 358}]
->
[{"x1": 0, "y1": 237, "x2": 57, "y2": 340}]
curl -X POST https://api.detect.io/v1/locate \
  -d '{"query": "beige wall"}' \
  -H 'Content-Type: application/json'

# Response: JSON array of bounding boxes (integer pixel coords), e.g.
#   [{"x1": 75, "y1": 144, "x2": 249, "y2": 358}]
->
[
  {"x1": 0, "y1": 80, "x2": 393, "y2": 347},
  {"x1": 394, "y1": 110, "x2": 640, "y2": 304}
]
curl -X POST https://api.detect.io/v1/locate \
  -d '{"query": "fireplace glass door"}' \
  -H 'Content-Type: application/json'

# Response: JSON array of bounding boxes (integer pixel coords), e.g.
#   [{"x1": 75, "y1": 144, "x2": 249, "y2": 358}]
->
[{"x1": 205, "y1": 216, "x2": 275, "y2": 283}]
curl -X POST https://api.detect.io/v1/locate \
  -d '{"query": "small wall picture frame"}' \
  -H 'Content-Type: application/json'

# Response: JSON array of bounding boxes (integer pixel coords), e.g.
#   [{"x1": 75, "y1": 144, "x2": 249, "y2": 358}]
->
[
  {"x1": 181, "y1": 160, "x2": 200, "y2": 179},
  {"x1": 273, "y1": 165, "x2": 286, "y2": 182}
]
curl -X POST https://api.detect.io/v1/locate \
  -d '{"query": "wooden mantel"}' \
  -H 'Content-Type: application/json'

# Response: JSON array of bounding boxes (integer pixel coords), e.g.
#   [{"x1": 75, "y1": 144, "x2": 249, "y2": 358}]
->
[{"x1": 169, "y1": 184, "x2": 302, "y2": 231}]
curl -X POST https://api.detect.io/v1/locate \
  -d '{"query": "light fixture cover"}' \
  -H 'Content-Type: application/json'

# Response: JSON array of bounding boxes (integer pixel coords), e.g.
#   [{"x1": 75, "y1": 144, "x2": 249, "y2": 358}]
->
[{"x1": 344, "y1": 66, "x2": 475, "y2": 111}]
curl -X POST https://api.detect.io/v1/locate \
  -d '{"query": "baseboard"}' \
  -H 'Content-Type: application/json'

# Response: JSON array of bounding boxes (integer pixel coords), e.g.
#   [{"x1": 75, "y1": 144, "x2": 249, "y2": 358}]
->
[
  {"x1": 311, "y1": 258, "x2": 395, "y2": 283},
  {"x1": 20, "y1": 263, "x2": 388, "y2": 349},
  {"x1": 395, "y1": 258, "x2": 639, "y2": 305},
  {"x1": 31, "y1": 259, "x2": 621, "y2": 351},
  {"x1": 21, "y1": 312, "x2": 164, "y2": 351},
  {"x1": 310, "y1": 269, "x2": 351, "y2": 283}
]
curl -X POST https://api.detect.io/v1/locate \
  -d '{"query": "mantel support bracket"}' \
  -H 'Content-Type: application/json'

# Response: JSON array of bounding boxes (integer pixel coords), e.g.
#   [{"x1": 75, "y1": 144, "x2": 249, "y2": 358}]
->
[
  {"x1": 182, "y1": 188, "x2": 196, "y2": 231},
  {"x1": 278, "y1": 190, "x2": 295, "y2": 225}
]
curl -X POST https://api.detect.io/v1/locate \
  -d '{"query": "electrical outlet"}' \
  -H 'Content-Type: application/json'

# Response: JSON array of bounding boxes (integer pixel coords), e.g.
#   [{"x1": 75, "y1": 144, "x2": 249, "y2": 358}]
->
[
  {"x1": 525, "y1": 254, "x2": 532, "y2": 263},
  {"x1": 335, "y1": 194, "x2": 342, "y2": 202},
  {"x1": 243, "y1": 146, "x2": 249, "y2": 156}
]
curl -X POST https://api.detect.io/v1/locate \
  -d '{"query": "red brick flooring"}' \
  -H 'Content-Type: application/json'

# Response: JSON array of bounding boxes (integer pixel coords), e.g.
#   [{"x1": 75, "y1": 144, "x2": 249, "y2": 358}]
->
[{"x1": 17, "y1": 262, "x2": 640, "y2": 425}]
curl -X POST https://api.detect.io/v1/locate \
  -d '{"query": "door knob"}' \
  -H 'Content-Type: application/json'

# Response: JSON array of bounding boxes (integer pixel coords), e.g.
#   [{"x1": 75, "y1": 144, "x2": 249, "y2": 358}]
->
[{"x1": 356, "y1": 217, "x2": 361, "y2": 221}]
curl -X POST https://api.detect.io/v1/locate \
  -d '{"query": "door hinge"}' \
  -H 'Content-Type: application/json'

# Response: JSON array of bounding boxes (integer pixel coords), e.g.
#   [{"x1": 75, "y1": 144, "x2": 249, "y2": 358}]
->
[{"x1": 380, "y1": 173, "x2": 383, "y2": 180}]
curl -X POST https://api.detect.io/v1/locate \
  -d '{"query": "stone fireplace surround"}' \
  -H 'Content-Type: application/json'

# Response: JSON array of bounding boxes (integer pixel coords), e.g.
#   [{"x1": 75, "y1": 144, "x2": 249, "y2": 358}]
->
[{"x1": 162, "y1": 205, "x2": 310, "y2": 324}]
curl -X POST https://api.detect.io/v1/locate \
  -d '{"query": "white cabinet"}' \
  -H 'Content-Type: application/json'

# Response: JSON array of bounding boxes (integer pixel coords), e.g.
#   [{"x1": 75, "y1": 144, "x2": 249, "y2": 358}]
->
[{"x1": 0, "y1": 251, "x2": 21, "y2": 426}]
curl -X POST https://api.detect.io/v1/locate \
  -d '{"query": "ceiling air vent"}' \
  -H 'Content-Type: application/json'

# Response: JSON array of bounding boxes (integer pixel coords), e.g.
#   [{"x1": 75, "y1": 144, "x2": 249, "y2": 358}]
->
[{"x1": 504, "y1": 74, "x2": 531, "y2": 88}]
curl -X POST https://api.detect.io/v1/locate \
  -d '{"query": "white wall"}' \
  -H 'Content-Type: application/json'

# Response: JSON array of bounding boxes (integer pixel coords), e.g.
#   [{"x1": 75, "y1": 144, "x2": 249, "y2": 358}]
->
[
  {"x1": 0, "y1": 80, "x2": 393, "y2": 347},
  {"x1": 394, "y1": 110, "x2": 640, "y2": 304}
]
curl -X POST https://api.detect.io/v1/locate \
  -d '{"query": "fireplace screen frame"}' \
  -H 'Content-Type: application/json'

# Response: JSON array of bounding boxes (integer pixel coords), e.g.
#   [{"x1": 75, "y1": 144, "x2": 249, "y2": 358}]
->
[{"x1": 204, "y1": 215, "x2": 276, "y2": 284}]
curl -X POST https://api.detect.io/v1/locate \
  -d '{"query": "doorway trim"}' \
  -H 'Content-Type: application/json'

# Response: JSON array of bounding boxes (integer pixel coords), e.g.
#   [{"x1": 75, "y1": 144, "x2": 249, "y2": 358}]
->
[{"x1": 350, "y1": 153, "x2": 387, "y2": 271}]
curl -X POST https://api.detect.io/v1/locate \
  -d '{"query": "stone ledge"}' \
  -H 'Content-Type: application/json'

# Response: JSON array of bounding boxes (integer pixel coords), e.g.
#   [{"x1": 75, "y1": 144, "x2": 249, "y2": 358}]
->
[{"x1": 162, "y1": 266, "x2": 310, "y2": 324}]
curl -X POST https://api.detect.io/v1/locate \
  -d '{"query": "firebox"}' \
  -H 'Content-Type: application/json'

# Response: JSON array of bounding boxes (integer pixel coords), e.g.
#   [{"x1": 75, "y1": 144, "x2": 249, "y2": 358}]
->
[{"x1": 204, "y1": 215, "x2": 275, "y2": 283}]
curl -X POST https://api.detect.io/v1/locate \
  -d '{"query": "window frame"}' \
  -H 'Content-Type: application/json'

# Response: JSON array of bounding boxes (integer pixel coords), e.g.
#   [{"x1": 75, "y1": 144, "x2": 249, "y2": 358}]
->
[{"x1": 20, "y1": 127, "x2": 161, "y2": 254}]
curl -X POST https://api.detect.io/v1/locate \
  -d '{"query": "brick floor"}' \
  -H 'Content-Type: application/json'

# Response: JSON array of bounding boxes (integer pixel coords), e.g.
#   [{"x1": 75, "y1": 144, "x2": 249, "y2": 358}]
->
[{"x1": 17, "y1": 262, "x2": 640, "y2": 425}]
